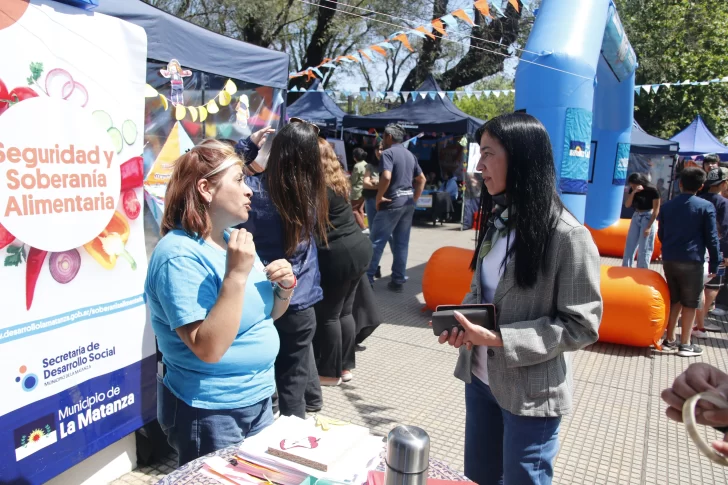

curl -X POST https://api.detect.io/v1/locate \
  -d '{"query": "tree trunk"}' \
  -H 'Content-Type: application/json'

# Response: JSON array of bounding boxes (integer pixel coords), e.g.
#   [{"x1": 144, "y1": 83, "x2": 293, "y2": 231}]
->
[
  {"x1": 291, "y1": 0, "x2": 338, "y2": 90},
  {"x1": 439, "y1": 4, "x2": 521, "y2": 90},
  {"x1": 399, "y1": 0, "x2": 448, "y2": 91}
]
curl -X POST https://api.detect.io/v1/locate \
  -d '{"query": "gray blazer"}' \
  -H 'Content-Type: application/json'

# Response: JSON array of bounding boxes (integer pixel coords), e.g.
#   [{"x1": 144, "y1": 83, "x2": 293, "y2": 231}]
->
[{"x1": 454, "y1": 210, "x2": 602, "y2": 417}]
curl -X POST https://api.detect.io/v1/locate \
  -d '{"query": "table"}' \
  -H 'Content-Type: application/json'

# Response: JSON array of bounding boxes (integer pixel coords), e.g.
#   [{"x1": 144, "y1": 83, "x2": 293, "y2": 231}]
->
[{"x1": 155, "y1": 445, "x2": 468, "y2": 485}]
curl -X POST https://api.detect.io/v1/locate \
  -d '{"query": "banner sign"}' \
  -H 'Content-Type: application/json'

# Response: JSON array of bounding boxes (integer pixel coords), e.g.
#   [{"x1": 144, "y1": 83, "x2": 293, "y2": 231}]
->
[
  {"x1": 560, "y1": 108, "x2": 593, "y2": 195},
  {"x1": 613, "y1": 143, "x2": 630, "y2": 185},
  {"x1": 0, "y1": 2, "x2": 154, "y2": 483},
  {"x1": 602, "y1": 2, "x2": 637, "y2": 82}
]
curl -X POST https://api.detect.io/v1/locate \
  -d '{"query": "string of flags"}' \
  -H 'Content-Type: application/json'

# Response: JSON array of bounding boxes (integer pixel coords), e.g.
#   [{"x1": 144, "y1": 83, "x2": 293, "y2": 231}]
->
[
  {"x1": 290, "y1": 84, "x2": 515, "y2": 102},
  {"x1": 634, "y1": 76, "x2": 728, "y2": 95},
  {"x1": 289, "y1": 0, "x2": 529, "y2": 81}
]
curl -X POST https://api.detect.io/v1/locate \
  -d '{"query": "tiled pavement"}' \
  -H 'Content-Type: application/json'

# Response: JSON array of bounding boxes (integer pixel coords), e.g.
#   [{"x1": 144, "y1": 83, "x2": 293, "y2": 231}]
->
[{"x1": 115, "y1": 223, "x2": 728, "y2": 485}]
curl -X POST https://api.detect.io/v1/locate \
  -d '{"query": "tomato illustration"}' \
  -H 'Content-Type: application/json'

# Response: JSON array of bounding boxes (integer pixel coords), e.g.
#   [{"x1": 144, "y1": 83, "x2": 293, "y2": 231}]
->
[
  {"x1": 8, "y1": 86, "x2": 38, "y2": 103},
  {"x1": 122, "y1": 189, "x2": 141, "y2": 220},
  {"x1": 0, "y1": 79, "x2": 9, "y2": 114}
]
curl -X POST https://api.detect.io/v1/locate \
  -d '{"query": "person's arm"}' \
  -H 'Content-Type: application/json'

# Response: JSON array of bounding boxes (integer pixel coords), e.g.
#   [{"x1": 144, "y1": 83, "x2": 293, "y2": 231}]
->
[
  {"x1": 413, "y1": 173, "x2": 426, "y2": 203},
  {"x1": 376, "y1": 150, "x2": 394, "y2": 208},
  {"x1": 498, "y1": 225, "x2": 602, "y2": 367},
  {"x1": 234, "y1": 127, "x2": 274, "y2": 163},
  {"x1": 717, "y1": 200, "x2": 728, "y2": 256},
  {"x1": 658, "y1": 209, "x2": 665, "y2": 243},
  {"x1": 624, "y1": 187, "x2": 637, "y2": 208},
  {"x1": 263, "y1": 259, "x2": 295, "y2": 320},
  {"x1": 646, "y1": 196, "x2": 660, "y2": 235},
  {"x1": 705, "y1": 206, "x2": 721, "y2": 274},
  {"x1": 163, "y1": 230, "x2": 256, "y2": 364},
  {"x1": 363, "y1": 167, "x2": 378, "y2": 190},
  {"x1": 376, "y1": 171, "x2": 392, "y2": 207}
]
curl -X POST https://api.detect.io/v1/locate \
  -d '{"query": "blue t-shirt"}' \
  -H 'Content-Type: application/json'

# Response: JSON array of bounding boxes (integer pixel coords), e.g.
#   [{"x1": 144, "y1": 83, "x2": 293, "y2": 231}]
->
[
  {"x1": 379, "y1": 144, "x2": 423, "y2": 209},
  {"x1": 145, "y1": 229, "x2": 279, "y2": 410}
]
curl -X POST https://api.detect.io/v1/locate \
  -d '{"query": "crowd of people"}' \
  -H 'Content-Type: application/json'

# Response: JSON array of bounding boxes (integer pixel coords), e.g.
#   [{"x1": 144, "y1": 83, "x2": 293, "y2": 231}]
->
[
  {"x1": 622, "y1": 153, "x2": 728, "y2": 357},
  {"x1": 143, "y1": 113, "x2": 727, "y2": 484},
  {"x1": 146, "y1": 120, "x2": 429, "y2": 467}
]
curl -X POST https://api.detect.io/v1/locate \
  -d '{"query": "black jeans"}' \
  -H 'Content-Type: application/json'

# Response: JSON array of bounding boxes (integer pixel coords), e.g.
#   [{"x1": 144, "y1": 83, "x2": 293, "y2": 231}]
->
[
  {"x1": 273, "y1": 306, "x2": 321, "y2": 418},
  {"x1": 313, "y1": 274, "x2": 362, "y2": 377}
]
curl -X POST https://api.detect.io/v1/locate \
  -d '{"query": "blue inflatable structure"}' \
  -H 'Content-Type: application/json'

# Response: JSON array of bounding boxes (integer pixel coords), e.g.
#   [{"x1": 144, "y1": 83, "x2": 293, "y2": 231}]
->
[{"x1": 515, "y1": 0, "x2": 637, "y2": 229}]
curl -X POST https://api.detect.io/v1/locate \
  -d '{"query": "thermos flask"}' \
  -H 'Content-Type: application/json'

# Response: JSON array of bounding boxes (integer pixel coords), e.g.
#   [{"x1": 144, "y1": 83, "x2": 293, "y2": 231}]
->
[{"x1": 384, "y1": 425, "x2": 430, "y2": 485}]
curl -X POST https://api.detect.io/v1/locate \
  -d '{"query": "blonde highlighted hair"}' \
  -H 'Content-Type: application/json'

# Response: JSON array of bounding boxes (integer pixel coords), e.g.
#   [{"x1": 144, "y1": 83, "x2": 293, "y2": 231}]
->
[{"x1": 318, "y1": 138, "x2": 350, "y2": 199}]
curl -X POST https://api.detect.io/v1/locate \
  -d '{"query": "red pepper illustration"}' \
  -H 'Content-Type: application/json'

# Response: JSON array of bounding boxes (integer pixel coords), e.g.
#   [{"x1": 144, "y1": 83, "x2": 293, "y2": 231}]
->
[
  {"x1": 26, "y1": 247, "x2": 48, "y2": 310},
  {"x1": 120, "y1": 156, "x2": 144, "y2": 192},
  {"x1": 280, "y1": 436, "x2": 320, "y2": 450}
]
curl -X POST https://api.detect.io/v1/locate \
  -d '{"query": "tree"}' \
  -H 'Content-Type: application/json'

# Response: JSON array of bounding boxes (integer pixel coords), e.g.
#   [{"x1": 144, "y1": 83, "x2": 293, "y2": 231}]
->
[
  {"x1": 146, "y1": 0, "x2": 530, "y2": 92},
  {"x1": 614, "y1": 0, "x2": 728, "y2": 141},
  {"x1": 453, "y1": 75, "x2": 514, "y2": 120}
]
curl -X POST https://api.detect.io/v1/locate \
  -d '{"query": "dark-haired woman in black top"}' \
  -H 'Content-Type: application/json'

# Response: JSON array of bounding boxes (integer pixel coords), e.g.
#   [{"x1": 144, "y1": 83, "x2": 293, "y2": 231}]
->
[
  {"x1": 314, "y1": 138, "x2": 373, "y2": 386},
  {"x1": 623, "y1": 172, "x2": 660, "y2": 268}
]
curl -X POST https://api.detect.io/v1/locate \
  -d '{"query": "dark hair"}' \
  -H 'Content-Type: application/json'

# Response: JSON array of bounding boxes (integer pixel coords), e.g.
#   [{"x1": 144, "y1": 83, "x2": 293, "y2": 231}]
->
[
  {"x1": 162, "y1": 139, "x2": 239, "y2": 238},
  {"x1": 353, "y1": 148, "x2": 367, "y2": 162},
  {"x1": 680, "y1": 166, "x2": 707, "y2": 193},
  {"x1": 471, "y1": 113, "x2": 564, "y2": 289},
  {"x1": 627, "y1": 172, "x2": 656, "y2": 190},
  {"x1": 267, "y1": 123, "x2": 329, "y2": 256},
  {"x1": 704, "y1": 153, "x2": 720, "y2": 166}
]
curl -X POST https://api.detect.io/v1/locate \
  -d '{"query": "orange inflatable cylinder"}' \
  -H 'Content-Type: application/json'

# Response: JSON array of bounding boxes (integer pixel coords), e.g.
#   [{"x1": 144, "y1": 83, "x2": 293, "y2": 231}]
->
[
  {"x1": 422, "y1": 247, "x2": 669, "y2": 348},
  {"x1": 422, "y1": 247, "x2": 474, "y2": 310},
  {"x1": 598, "y1": 266, "x2": 669, "y2": 347},
  {"x1": 587, "y1": 219, "x2": 662, "y2": 261}
]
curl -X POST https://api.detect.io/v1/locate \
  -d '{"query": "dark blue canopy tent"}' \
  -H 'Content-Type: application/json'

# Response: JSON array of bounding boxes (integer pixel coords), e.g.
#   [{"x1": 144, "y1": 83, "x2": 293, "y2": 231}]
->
[
  {"x1": 96, "y1": 0, "x2": 289, "y2": 90},
  {"x1": 343, "y1": 76, "x2": 484, "y2": 136},
  {"x1": 287, "y1": 80, "x2": 346, "y2": 132},
  {"x1": 631, "y1": 120, "x2": 679, "y2": 154},
  {"x1": 670, "y1": 115, "x2": 728, "y2": 159}
]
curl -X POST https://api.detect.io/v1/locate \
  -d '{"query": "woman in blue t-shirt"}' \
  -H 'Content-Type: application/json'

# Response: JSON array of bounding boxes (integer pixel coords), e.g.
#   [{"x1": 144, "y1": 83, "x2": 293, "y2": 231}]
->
[{"x1": 145, "y1": 140, "x2": 296, "y2": 466}]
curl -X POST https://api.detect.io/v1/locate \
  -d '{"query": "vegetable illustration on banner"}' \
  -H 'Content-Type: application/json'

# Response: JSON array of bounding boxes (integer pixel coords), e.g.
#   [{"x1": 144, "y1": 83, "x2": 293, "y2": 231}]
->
[{"x1": 0, "y1": 2, "x2": 154, "y2": 483}]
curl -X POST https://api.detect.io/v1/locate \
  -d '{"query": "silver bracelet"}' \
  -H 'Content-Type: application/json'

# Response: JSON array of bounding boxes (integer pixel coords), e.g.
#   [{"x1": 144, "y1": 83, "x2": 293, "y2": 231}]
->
[{"x1": 275, "y1": 287, "x2": 294, "y2": 301}]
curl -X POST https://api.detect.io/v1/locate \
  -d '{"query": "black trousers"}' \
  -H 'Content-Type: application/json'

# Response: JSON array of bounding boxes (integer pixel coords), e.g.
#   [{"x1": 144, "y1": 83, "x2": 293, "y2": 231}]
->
[
  {"x1": 273, "y1": 306, "x2": 322, "y2": 418},
  {"x1": 313, "y1": 274, "x2": 363, "y2": 377}
]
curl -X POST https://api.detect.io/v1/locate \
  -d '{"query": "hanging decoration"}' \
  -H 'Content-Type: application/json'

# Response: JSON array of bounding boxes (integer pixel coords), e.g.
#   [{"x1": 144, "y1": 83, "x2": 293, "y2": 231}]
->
[
  {"x1": 144, "y1": 78, "x2": 240, "y2": 122},
  {"x1": 633, "y1": 76, "x2": 728, "y2": 96},
  {"x1": 288, "y1": 0, "x2": 519, "y2": 81},
  {"x1": 159, "y1": 59, "x2": 192, "y2": 106}
]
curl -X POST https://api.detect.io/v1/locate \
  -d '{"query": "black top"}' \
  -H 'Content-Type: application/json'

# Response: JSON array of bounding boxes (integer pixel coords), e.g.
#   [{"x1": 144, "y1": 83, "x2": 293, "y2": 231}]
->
[
  {"x1": 318, "y1": 188, "x2": 369, "y2": 249},
  {"x1": 630, "y1": 186, "x2": 660, "y2": 211}
]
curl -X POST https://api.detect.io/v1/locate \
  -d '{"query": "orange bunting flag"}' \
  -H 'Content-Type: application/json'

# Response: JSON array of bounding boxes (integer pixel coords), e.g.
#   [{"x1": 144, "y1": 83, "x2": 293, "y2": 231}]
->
[
  {"x1": 431, "y1": 19, "x2": 446, "y2": 36},
  {"x1": 508, "y1": 0, "x2": 520, "y2": 12},
  {"x1": 370, "y1": 45, "x2": 388, "y2": 57},
  {"x1": 345, "y1": 55, "x2": 360, "y2": 63},
  {"x1": 358, "y1": 49, "x2": 372, "y2": 61},
  {"x1": 393, "y1": 33, "x2": 413, "y2": 52},
  {"x1": 452, "y1": 9, "x2": 474, "y2": 25},
  {"x1": 474, "y1": 0, "x2": 492, "y2": 18},
  {"x1": 305, "y1": 70, "x2": 316, "y2": 81},
  {"x1": 415, "y1": 26, "x2": 436, "y2": 40}
]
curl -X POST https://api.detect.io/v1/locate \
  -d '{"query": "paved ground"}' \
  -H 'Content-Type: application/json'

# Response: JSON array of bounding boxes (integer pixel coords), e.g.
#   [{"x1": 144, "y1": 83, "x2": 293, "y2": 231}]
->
[{"x1": 116, "y1": 222, "x2": 728, "y2": 485}]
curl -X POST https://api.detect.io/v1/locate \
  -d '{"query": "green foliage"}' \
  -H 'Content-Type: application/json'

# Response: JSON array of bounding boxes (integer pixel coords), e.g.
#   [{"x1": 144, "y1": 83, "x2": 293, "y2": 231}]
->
[
  {"x1": 453, "y1": 76, "x2": 514, "y2": 121},
  {"x1": 614, "y1": 0, "x2": 728, "y2": 141}
]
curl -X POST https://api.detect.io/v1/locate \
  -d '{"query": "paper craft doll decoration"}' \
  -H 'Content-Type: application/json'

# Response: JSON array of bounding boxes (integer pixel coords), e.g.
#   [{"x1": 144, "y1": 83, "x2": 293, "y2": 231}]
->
[
  {"x1": 160, "y1": 59, "x2": 192, "y2": 106},
  {"x1": 235, "y1": 95, "x2": 250, "y2": 127}
]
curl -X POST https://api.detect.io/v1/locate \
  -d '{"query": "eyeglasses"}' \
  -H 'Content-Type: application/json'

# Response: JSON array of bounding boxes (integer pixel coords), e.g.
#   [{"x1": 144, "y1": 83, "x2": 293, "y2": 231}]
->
[{"x1": 289, "y1": 117, "x2": 320, "y2": 136}]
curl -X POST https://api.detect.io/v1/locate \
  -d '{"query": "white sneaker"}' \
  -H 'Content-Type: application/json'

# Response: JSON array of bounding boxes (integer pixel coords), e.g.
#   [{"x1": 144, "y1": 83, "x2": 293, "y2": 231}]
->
[
  {"x1": 710, "y1": 307, "x2": 727, "y2": 317},
  {"x1": 362, "y1": 228, "x2": 370, "y2": 235},
  {"x1": 692, "y1": 327, "x2": 708, "y2": 339},
  {"x1": 702, "y1": 322, "x2": 722, "y2": 332}
]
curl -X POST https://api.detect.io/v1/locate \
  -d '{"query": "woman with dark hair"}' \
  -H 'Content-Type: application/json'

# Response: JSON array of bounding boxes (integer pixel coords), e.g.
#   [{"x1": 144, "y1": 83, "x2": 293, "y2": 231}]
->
[
  {"x1": 436, "y1": 113, "x2": 602, "y2": 485},
  {"x1": 146, "y1": 140, "x2": 294, "y2": 466},
  {"x1": 622, "y1": 172, "x2": 660, "y2": 268},
  {"x1": 314, "y1": 139, "x2": 373, "y2": 385},
  {"x1": 236, "y1": 122, "x2": 328, "y2": 418}
]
